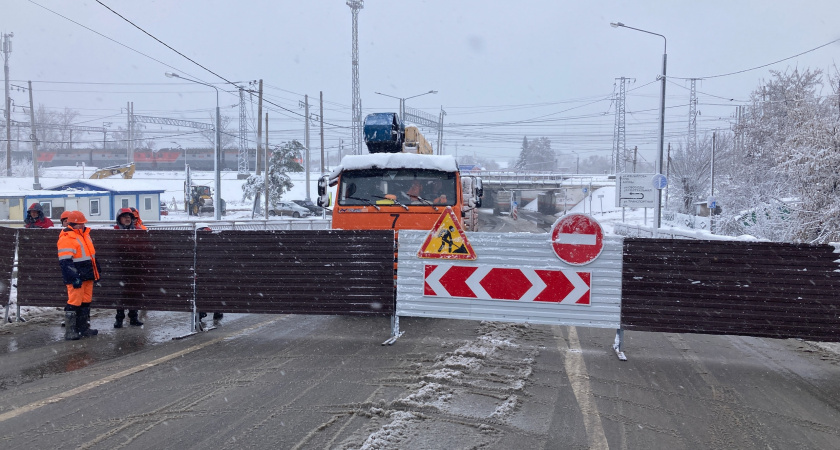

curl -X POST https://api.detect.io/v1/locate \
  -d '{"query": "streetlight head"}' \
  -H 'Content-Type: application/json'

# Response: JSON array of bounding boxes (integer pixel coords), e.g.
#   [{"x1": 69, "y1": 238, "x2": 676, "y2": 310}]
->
[
  {"x1": 429, "y1": 90, "x2": 438, "y2": 94},
  {"x1": 610, "y1": 22, "x2": 624, "y2": 28},
  {"x1": 165, "y1": 72, "x2": 180, "y2": 78}
]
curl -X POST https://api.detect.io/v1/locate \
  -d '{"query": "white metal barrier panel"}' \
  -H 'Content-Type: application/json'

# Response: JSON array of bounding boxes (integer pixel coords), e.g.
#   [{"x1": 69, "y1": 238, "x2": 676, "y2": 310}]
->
[{"x1": 396, "y1": 229, "x2": 623, "y2": 329}]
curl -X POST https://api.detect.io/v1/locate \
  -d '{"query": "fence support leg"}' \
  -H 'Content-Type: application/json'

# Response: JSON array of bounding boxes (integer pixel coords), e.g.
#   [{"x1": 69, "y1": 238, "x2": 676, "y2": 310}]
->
[
  {"x1": 613, "y1": 328, "x2": 627, "y2": 361},
  {"x1": 382, "y1": 314, "x2": 403, "y2": 346}
]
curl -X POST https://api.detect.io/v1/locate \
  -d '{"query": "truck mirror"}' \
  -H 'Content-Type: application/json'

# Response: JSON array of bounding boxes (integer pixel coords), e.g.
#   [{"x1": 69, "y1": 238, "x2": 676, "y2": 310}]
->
[{"x1": 317, "y1": 175, "x2": 328, "y2": 196}]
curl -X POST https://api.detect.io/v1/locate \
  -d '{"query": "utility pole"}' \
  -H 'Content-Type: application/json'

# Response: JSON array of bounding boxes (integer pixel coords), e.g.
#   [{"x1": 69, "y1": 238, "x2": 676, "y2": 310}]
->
[
  {"x1": 320, "y1": 91, "x2": 325, "y2": 174},
  {"x1": 27, "y1": 81, "x2": 40, "y2": 189},
  {"x1": 665, "y1": 142, "x2": 671, "y2": 208},
  {"x1": 347, "y1": 0, "x2": 364, "y2": 155},
  {"x1": 710, "y1": 131, "x2": 716, "y2": 233},
  {"x1": 126, "y1": 101, "x2": 132, "y2": 163},
  {"x1": 255, "y1": 80, "x2": 263, "y2": 176},
  {"x1": 304, "y1": 95, "x2": 310, "y2": 200},
  {"x1": 2, "y1": 32, "x2": 12, "y2": 176},
  {"x1": 437, "y1": 107, "x2": 446, "y2": 155},
  {"x1": 633, "y1": 146, "x2": 638, "y2": 172},
  {"x1": 264, "y1": 112, "x2": 269, "y2": 220}
]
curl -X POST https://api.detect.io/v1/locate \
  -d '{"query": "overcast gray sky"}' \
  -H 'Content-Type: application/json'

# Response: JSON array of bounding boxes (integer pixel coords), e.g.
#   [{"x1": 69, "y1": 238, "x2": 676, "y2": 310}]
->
[{"x1": 4, "y1": 0, "x2": 839, "y2": 167}]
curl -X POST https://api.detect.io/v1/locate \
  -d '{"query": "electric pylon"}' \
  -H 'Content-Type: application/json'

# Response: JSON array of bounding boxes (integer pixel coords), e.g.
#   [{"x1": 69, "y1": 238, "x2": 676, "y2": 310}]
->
[
  {"x1": 347, "y1": 1, "x2": 364, "y2": 155},
  {"x1": 687, "y1": 78, "x2": 698, "y2": 154},
  {"x1": 613, "y1": 77, "x2": 628, "y2": 174}
]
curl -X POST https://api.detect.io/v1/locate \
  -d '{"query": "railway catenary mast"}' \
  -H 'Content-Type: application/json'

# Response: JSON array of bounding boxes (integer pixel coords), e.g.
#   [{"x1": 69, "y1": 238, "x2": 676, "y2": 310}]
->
[{"x1": 347, "y1": 0, "x2": 364, "y2": 155}]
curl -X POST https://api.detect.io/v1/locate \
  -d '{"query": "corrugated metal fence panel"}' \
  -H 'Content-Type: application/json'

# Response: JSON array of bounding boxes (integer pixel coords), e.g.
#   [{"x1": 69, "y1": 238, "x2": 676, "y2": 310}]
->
[
  {"x1": 396, "y1": 230, "x2": 623, "y2": 328},
  {"x1": 194, "y1": 230, "x2": 395, "y2": 316},
  {"x1": 622, "y1": 238, "x2": 840, "y2": 342},
  {"x1": 17, "y1": 229, "x2": 72, "y2": 307},
  {"x1": 94, "y1": 230, "x2": 195, "y2": 311},
  {"x1": 17, "y1": 230, "x2": 195, "y2": 311},
  {"x1": 0, "y1": 227, "x2": 17, "y2": 299}
]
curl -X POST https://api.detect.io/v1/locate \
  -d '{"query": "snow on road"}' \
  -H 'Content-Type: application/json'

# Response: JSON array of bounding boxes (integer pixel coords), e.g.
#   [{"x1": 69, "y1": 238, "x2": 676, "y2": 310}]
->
[{"x1": 344, "y1": 322, "x2": 539, "y2": 449}]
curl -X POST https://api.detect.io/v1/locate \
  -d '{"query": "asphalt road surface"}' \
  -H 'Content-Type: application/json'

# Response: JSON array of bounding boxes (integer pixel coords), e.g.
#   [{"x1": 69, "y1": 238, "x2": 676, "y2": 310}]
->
[{"x1": 0, "y1": 212, "x2": 838, "y2": 449}]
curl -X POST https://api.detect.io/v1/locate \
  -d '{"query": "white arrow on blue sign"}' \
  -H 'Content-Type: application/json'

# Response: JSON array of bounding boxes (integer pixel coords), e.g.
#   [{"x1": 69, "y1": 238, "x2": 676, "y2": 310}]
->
[{"x1": 652, "y1": 174, "x2": 667, "y2": 189}]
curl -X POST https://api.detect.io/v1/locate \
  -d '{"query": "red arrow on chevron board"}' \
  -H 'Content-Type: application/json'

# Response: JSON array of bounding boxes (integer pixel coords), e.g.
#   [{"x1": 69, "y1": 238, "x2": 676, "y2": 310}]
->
[{"x1": 423, "y1": 264, "x2": 590, "y2": 305}]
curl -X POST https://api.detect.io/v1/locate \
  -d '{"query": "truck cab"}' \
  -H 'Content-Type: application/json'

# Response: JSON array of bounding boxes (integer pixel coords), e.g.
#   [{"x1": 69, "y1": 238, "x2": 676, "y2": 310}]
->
[{"x1": 319, "y1": 153, "x2": 473, "y2": 231}]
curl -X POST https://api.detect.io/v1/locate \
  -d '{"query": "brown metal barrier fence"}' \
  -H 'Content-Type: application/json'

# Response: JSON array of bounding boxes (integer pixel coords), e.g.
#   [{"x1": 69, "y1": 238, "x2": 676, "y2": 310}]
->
[
  {"x1": 14, "y1": 228, "x2": 395, "y2": 319},
  {"x1": 16, "y1": 229, "x2": 195, "y2": 312},
  {"x1": 195, "y1": 230, "x2": 395, "y2": 316},
  {"x1": 621, "y1": 238, "x2": 840, "y2": 342}
]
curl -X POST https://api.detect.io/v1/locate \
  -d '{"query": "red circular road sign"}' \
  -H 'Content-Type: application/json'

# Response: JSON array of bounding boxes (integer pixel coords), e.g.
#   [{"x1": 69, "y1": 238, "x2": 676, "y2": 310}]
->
[{"x1": 551, "y1": 214, "x2": 604, "y2": 265}]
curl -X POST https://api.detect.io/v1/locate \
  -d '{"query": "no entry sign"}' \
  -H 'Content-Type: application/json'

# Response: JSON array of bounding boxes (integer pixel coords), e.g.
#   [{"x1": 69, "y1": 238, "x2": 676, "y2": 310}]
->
[{"x1": 551, "y1": 214, "x2": 604, "y2": 265}]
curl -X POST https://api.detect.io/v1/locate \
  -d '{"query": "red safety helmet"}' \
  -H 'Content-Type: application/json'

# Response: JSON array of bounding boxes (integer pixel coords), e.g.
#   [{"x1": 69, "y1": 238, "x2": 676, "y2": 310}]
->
[
  {"x1": 116, "y1": 207, "x2": 134, "y2": 220},
  {"x1": 66, "y1": 211, "x2": 88, "y2": 224}
]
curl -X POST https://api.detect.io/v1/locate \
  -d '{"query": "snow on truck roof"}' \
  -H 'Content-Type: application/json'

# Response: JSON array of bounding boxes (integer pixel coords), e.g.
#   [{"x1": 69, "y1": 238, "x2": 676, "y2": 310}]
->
[{"x1": 329, "y1": 153, "x2": 459, "y2": 183}]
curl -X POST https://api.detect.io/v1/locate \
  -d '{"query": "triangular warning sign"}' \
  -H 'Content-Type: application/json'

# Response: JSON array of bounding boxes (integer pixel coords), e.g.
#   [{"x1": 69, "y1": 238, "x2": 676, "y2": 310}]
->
[{"x1": 418, "y1": 206, "x2": 477, "y2": 260}]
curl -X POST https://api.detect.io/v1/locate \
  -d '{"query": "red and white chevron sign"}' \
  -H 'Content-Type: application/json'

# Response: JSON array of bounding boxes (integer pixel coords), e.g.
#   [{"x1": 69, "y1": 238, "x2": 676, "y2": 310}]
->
[{"x1": 423, "y1": 264, "x2": 591, "y2": 304}]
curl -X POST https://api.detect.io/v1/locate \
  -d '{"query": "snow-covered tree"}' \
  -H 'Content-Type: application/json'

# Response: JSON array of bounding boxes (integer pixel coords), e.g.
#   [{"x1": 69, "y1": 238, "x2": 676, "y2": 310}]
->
[
  {"x1": 241, "y1": 140, "x2": 305, "y2": 204},
  {"x1": 667, "y1": 132, "x2": 733, "y2": 214},
  {"x1": 514, "y1": 136, "x2": 556, "y2": 171},
  {"x1": 717, "y1": 68, "x2": 840, "y2": 243}
]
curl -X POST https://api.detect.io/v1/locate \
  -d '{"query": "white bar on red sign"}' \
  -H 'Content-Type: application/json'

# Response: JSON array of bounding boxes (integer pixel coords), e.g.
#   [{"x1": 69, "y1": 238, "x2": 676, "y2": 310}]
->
[{"x1": 553, "y1": 233, "x2": 598, "y2": 245}]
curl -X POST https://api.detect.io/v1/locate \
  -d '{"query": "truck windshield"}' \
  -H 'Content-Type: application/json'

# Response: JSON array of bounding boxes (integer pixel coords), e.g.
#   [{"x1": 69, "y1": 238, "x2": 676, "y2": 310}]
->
[{"x1": 339, "y1": 169, "x2": 456, "y2": 206}]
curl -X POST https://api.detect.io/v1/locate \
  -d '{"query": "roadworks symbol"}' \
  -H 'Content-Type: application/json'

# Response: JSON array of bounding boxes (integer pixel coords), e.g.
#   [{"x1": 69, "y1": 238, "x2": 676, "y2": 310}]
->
[{"x1": 418, "y1": 206, "x2": 477, "y2": 260}]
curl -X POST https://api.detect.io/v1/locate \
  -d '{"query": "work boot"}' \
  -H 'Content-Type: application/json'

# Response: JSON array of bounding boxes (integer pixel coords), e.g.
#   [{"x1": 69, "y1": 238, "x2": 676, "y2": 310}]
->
[
  {"x1": 64, "y1": 311, "x2": 80, "y2": 341},
  {"x1": 213, "y1": 312, "x2": 224, "y2": 320},
  {"x1": 114, "y1": 309, "x2": 125, "y2": 328},
  {"x1": 77, "y1": 306, "x2": 98, "y2": 337},
  {"x1": 128, "y1": 310, "x2": 143, "y2": 326}
]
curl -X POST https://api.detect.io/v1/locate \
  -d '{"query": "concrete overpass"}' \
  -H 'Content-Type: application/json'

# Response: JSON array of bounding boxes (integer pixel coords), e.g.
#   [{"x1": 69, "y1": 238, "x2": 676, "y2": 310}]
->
[{"x1": 466, "y1": 171, "x2": 615, "y2": 214}]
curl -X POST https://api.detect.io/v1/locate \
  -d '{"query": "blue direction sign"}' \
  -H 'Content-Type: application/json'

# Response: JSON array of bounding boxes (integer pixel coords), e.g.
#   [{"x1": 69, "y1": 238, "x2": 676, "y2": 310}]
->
[{"x1": 652, "y1": 174, "x2": 668, "y2": 190}]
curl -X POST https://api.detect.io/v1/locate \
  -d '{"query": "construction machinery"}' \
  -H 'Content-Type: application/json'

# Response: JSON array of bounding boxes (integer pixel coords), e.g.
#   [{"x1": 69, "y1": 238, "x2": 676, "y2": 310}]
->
[
  {"x1": 89, "y1": 162, "x2": 135, "y2": 179},
  {"x1": 319, "y1": 112, "x2": 482, "y2": 232},
  {"x1": 184, "y1": 165, "x2": 225, "y2": 216}
]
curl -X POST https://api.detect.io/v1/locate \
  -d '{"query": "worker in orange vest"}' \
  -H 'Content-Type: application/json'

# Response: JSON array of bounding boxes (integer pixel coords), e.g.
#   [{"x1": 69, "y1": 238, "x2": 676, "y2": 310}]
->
[{"x1": 57, "y1": 211, "x2": 101, "y2": 340}]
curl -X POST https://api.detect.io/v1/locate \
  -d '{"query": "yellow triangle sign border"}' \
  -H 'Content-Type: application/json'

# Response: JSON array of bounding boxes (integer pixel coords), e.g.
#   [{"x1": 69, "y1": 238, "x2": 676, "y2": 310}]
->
[{"x1": 417, "y1": 206, "x2": 477, "y2": 260}]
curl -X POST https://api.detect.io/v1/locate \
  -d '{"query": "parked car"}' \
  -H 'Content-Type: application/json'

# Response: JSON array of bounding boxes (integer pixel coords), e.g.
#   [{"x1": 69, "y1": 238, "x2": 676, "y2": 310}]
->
[
  {"x1": 292, "y1": 199, "x2": 330, "y2": 215},
  {"x1": 270, "y1": 201, "x2": 312, "y2": 218}
]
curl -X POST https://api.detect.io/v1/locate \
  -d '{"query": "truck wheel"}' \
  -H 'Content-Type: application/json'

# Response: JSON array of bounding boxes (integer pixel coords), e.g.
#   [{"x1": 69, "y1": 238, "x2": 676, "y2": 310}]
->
[{"x1": 268, "y1": 210, "x2": 276, "y2": 216}]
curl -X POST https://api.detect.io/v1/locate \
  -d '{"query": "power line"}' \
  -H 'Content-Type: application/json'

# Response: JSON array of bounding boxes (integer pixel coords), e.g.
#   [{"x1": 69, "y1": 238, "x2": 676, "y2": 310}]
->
[
  {"x1": 94, "y1": 0, "x2": 237, "y2": 87},
  {"x1": 670, "y1": 37, "x2": 840, "y2": 80},
  {"x1": 26, "y1": 0, "x2": 198, "y2": 79}
]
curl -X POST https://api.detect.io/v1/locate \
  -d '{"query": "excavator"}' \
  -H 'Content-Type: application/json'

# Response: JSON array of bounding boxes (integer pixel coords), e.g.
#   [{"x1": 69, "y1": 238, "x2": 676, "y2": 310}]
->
[{"x1": 89, "y1": 162, "x2": 135, "y2": 179}]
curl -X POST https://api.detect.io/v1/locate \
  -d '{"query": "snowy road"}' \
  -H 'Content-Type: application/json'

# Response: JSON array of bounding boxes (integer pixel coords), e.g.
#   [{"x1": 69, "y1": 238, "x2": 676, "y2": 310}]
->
[
  {"x1": 0, "y1": 212, "x2": 838, "y2": 448},
  {"x1": 0, "y1": 311, "x2": 838, "y2": 448}
]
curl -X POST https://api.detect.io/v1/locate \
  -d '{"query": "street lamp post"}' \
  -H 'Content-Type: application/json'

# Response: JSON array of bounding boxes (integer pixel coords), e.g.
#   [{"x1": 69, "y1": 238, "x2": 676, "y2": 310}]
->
[
  {"x1": 611, "y1": 21, "x2": 667, "y2": 229},
  {"x1": 165, "y1": 72, "x2": 221, "y2": 220},
  {"x1": 374, "y1": 90, "x2": 437, "y2": 121}
]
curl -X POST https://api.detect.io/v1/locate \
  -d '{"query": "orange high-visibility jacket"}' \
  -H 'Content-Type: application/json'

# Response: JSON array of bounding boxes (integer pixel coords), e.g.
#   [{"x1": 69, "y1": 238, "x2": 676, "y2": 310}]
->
[{"x1": 57, "y1": 227, "x2": 101, "y2": 284}]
